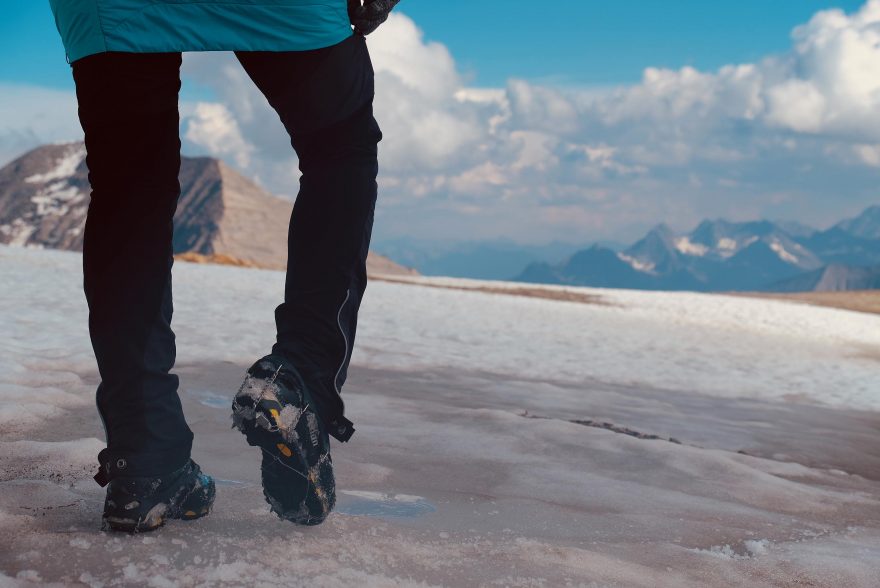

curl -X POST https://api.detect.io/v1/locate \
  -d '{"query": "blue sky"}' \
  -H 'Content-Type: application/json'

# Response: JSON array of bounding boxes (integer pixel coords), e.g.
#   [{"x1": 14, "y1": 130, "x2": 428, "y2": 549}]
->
[
  {"x1": 403, "y1": 0, "x2": 865, "y2": 85},
  {"x1": 1, "y1": 1, "x2": 879, "y2": 243},
  {"x1": 1, "y1": 1, "x2": 865, "y2": 89}
]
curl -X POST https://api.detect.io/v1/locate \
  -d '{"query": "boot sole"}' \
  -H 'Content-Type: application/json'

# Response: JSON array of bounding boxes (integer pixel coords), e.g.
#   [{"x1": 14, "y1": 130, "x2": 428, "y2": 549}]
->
[{"x1": 232, "y1": 374, "x2": 334, "y2": 525}]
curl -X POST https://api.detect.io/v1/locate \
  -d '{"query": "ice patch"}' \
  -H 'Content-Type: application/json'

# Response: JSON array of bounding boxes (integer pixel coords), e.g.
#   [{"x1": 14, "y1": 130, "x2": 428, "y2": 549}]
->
[
  {"x1": 69, "y1": 538, "x2": 91, "y2": 550},
  {"x1": 0, "y1": 368, "x2": 90, "y2": 431},
  {"x1": 213, "y1": 479, "x2": 252, "y2": 489},
  {"x1": 0, "y1": 438, "x2": 104, "y2": 484},
  {"x1": 744, "y1": 539, "x2": 771, "y2": 556},
  {"x1": 342, "y1": 490, "x2": 426, "y2": 503},
  {"x1": 0, "y1": 403, "x2": 67, "y2": 432},
  {"x1": 691, "y1": 539, "x2": 771, "y2": 560},
  {"x1": 15, "y1": 570, "x2": 42, "y2": 583},
  {"x1": 338, "y1": 490, "x2": 436, "y2": 519},
  {"x1": 190, "y1": 390, "x2": 229, "y2": 409},
  {"x1": 77, "y1": 572, "x2": 103, "y2": 587}
]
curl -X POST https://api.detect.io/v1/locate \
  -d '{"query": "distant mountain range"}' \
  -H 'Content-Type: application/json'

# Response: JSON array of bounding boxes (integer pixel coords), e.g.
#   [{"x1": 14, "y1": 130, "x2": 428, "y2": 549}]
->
[
  {"x1": 515, "y1": 210, "x2": 880, "y2": 292},
  {"x1": 370, "y1": 237, "x2": 612, "y2": 281},
  {"x1": 9, "y1": 143, "x2": 877, "y2": 292},
  {"x1": 374, "y1": 209, "x2": 880, "y2": 292},
  {"x1": 0, "y1": 143, "x2": 417, "y2": 276}
]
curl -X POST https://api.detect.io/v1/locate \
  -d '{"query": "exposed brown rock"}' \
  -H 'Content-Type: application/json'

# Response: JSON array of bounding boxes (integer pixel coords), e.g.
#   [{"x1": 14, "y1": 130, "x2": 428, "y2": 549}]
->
[
  {"x1": 734, "y1": 289, "x2": 880, "y2": 316},
  {"x1": 371, "y1": 274, "x2": 610, "y2": 305},
  {"x1": 0, "y1": 142, "x2": 418, "y2": 276},
  {"x1": 173, "y1": 252, "x2": 261, "y2": 268}
]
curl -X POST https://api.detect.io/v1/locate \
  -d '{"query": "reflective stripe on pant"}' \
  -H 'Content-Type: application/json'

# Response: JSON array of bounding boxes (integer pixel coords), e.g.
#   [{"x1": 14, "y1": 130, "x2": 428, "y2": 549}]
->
[{"x1": 237, "y1": 33, "x2": 381, "y2": 427}]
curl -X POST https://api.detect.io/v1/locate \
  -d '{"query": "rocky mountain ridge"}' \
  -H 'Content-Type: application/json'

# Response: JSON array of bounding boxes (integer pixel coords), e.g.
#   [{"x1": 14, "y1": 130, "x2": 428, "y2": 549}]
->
[{"x1": 0, "y1": 143, "x2": 417, "y2": 276}]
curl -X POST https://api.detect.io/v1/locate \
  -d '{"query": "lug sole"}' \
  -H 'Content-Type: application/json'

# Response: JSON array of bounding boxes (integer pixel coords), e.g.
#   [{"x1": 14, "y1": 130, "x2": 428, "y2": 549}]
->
[{"x1": 232, "y1": 374, "x2": 334, "y2": 525}]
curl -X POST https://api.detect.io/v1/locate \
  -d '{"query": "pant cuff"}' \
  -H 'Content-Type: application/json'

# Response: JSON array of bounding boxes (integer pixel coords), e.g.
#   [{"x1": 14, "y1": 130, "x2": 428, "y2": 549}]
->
[{"x1": 94, "y1": 443, "x2": 191, "y2": 486}]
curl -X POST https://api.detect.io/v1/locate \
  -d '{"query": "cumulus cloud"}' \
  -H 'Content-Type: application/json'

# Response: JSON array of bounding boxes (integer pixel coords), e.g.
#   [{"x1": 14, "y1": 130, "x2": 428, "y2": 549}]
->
[
  {"x1": 183, "y1": 102, "x2": 253, "y2": 167},
  {"x1": 4, "y1": 3, "x2": 880, "y2": 243},
  {"x1": 174, "y1": 4, "x2": 880, "y2": 241}
]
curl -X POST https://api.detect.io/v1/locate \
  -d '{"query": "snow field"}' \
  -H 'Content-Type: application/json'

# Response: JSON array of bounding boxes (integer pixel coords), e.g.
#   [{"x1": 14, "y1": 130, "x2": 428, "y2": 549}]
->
[{"x1": 1, "y1": 244, "x2": 879, "y2": 586}]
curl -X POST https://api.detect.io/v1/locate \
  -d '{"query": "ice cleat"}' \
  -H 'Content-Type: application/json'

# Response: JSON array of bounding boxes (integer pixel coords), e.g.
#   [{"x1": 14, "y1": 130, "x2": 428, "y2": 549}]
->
[
  {"x1": 231, "y1": 355, "x2": 338, "y2": 525},
  {"x1": 101, "y1": 459, "x2": 215, "y2": 533}
]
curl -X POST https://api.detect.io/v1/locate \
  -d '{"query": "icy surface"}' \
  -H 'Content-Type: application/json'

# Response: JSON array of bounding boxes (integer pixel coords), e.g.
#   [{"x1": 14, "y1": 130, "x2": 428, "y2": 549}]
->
[
  {"x1": 356, "y1": 273, "x2": 880, "y2": 410},
  {"x1": 0, "y1": 244, "x2": 879, "y2": 586},
  {"x1": 4, "y1": 245, "x2": 879, "y2": 414}
]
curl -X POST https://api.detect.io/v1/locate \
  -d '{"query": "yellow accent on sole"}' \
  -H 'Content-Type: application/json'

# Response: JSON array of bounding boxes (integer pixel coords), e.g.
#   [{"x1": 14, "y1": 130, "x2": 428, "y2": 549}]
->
[
  {"x1": 270, "y1": 408, "x2": 280, "y2": 423},
  {"x1": 277, "y1": 443, "x2": 292, "y2": 457},
  {"x1": 185, "y1": 510, "x2": 197, "y2": 517}
]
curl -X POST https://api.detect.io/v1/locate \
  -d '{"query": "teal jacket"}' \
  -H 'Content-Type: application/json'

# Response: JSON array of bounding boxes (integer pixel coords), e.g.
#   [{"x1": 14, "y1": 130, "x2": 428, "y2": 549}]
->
[{"x1": 49, "y1": 0, "x2": 353, "y2": 63}]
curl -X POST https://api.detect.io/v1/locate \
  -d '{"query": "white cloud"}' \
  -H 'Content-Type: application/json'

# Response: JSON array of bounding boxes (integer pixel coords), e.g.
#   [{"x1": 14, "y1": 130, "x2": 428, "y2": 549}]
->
[
  {"x1": 367, "y1": 13, "x2": 460, "y2": 99},
  {"x1": 183, "y1": 102, "x2": 253, "y2": 168},
  {"x1": 4, "y1": 4, "x2": 880, "y2": 243},
  {"x1": 765, "y1": 80, "x2": 827, "y2": 133},
  {"x1": 853, "y1": 143, "x2": 880, "y2": 167}
]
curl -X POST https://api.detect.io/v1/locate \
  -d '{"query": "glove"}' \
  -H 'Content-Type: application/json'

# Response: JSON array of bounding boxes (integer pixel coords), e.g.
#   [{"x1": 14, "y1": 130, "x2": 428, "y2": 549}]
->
[{"x1": 348, "y1": 0, "x2": 401, "y2": 36}]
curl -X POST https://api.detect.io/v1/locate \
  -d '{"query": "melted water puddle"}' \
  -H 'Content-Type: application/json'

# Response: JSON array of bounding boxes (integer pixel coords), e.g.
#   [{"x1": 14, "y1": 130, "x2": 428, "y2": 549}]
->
[
  {"x1": 337, "y1": 490, "x2": 436, "y2": 519},
  {"x1": 214, "y1": 479, "x2": 253, "y2": 489},
  {"x1": 187, "y1": 389, "x2": 230, "y2": 409}
]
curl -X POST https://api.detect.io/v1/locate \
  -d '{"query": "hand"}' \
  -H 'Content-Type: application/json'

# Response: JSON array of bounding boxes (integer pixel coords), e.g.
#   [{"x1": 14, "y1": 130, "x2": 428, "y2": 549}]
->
[{"x1": 348, "y1": 0, "x2": 401, "y2": 37}]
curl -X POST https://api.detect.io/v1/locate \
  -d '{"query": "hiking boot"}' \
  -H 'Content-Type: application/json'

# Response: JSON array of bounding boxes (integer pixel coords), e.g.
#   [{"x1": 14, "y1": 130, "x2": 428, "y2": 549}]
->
[
  {"x1": 231, "y1": 354, "x2": 335, "y2": 525},
  {"x1": 102, "y1": 459, "x2": 215, "y2": 533}
]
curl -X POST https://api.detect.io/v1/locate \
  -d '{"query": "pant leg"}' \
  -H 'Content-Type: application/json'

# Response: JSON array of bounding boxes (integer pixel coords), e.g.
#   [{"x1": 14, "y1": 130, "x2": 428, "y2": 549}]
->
[
  {"x1": 235, "y1": 33, "x2": 382, "y2": 435},
  {"x1": 72, "y1": 52, "x2": 193, "y2": 481}
]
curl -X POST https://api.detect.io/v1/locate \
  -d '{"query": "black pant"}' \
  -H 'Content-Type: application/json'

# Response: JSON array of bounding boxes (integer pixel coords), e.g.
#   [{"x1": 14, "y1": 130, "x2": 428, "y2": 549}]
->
[{"x1": 72, "y1": 33, "x2": 381, "y2": 479}]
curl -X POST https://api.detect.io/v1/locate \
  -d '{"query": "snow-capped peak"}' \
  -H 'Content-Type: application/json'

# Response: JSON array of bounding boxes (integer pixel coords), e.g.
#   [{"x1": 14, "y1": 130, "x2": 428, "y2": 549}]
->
[
  {"x1": 617, "y1": 252, "x2": 656, "y2": 274},
  {"x1": 717, "y1": 237, "x2": 738, "y2": 251},
  {"x1": 24, "y1": 144, "x2": 86, "y2": 184},
  {"x1": 769, "y1": 239, "x2": 799, "y2": 264},
  {"x1": 714, "y1": 236, "x2": 758, "y2": 258},
  {"x1": 673, "y1": 237, "x2": 708, "y2": 256}
]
